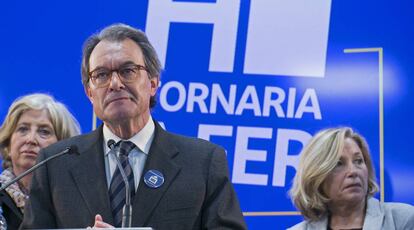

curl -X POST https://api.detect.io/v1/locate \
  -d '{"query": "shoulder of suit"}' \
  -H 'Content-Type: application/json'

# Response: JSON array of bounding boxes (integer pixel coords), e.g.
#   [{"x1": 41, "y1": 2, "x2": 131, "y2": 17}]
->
[
  {"x1": 368, "y1": 197, "x2": 414, "y2": 227},
  {"x1": 287, "y1": 221, "x2": 308, "y2": 230},
  {"x1": 162, "y1": 128, "x2": 221, "y2": 149},
  {"x1": 382, "y1": 200, "x2": 414, "y2": 225},
  {"x1": 40, "y1": 129, "x2": 100, "y2": 157},
  {"x1": 369, "y1": 197, "x2": 414, "y2": 213},
  {"x1": 383, "y1": 201, "x2": 414, "y2": 211}
]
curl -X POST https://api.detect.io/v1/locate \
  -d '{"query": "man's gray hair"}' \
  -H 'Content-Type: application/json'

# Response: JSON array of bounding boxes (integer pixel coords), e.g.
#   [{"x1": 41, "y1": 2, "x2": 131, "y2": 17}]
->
[{"x1": 81, "y1": 23, "x2": 162, "y2": 108}]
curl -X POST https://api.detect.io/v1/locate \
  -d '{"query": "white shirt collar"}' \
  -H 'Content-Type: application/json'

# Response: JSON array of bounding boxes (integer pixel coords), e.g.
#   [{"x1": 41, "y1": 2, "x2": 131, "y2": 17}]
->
[{"x1": 103, "y1": 116, "x2": 155, "y2": 155}]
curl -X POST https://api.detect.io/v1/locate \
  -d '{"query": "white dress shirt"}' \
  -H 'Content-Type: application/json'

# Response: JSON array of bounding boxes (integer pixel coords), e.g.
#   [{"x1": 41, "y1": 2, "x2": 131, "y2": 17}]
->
[{"x1": 102, "y1": 117, "x2": 155, "y2": 190}]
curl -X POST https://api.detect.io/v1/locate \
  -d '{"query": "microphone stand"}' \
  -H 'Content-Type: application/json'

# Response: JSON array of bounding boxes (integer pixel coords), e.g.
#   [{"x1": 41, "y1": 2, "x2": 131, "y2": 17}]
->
[
  {"x1": 108, "y1": 140, "x2": 133, "y2": 228},
  {"x1": 0, "y1": 146, "x2": 76, "y2": 192}
]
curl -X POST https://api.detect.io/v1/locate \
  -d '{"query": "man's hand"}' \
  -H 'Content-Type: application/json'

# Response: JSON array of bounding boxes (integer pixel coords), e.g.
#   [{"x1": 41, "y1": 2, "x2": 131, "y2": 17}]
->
[{"x1": 87, "y1": 214, "x2": 114, "y2": 228}]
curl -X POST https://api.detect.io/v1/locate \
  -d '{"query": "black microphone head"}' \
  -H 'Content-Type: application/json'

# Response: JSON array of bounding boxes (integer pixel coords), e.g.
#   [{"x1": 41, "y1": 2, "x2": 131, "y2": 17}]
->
[
  {"x1": 107, "y1": 139, "x2": 116, "y2": 149},
  {"x1": 68, "y1": 145, "x2": 79, "y2": 155}
]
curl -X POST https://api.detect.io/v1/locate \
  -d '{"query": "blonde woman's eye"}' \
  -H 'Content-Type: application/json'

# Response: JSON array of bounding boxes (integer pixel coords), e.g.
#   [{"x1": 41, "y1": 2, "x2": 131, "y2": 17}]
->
[
  {"x1": 16, "y1": 126, "x2": 29, "y2": 134},
  {"x1": 335, "y1": 161, "x2": 343, "y2": 168},
  {"x1": 355, "y1": 158, "x2": 364, "y2": 164},
  {"x1": 38, "y1": 128, "x2": 53, "y2": 137}
]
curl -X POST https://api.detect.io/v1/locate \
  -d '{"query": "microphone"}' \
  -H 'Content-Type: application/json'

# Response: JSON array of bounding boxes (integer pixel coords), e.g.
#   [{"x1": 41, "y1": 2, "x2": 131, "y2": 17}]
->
[
  {"x1": 0, "y1": 145, "x2": 78, "y2": 192},
  {"x1": 107, "y1": 139, "x2": 133, "y2": 228}
]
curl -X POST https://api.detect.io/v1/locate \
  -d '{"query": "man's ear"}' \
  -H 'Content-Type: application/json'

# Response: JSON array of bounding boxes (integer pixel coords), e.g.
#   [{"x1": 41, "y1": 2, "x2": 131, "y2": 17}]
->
[
  {"x1": 84, "y1": 85, "x2": 93, "y2": 104},
  {"x1": 150, "y1": 76, "x2": 159, "y2": 96}
]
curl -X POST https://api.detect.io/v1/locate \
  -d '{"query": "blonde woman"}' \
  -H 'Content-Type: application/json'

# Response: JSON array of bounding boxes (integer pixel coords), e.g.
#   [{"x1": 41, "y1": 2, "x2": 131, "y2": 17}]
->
[
  {"x1": 0, "y1": 93, "x2": 80, "y2": 229},
  {"x1": 289, "y1": 127, "x2": 414, "y2": 230}
]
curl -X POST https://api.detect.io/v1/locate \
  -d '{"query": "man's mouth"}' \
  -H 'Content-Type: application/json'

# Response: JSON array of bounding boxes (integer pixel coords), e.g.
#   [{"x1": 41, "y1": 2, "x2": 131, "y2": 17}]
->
[{"x1": 106, "y1": 97, "x2": 130, "y2": 105}]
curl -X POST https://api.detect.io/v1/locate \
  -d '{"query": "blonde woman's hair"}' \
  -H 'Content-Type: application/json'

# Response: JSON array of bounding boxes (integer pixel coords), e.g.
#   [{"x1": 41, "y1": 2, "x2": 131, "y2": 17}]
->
[
  {"x1": 289, "y1": 127, "x2": 378, "y2": 221},
  {"x1": 0, "y1": 93, "x2": 81, "y2": 169}
]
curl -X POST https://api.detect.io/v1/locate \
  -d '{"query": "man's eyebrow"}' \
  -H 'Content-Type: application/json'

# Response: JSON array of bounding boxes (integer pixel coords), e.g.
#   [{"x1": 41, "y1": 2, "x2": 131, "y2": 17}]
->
[
  {"x1": 119, "y1": 61, "x2": 138, "y2": 67},
  {"x1": 91, "y1": 61, "x2": 137, "y2": 71}
]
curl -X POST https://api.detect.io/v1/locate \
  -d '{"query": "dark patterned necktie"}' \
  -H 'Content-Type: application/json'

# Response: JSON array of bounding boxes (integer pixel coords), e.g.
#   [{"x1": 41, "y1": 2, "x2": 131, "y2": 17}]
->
[{"x1": 109, "y1": 140, "x2": 136, "y2": 227}]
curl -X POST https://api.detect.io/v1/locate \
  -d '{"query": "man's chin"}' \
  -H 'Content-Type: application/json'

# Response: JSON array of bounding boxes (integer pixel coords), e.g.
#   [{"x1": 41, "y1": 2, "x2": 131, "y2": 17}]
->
[{"x1": 104, "y1": 111, "x2": 137, "y2": 123}]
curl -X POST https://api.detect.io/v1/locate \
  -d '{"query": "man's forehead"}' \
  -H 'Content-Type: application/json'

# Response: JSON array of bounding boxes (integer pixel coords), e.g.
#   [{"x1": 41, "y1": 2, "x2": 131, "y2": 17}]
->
[{"x1": 89, "y1": 38, "x2": 143, "y2": 67}]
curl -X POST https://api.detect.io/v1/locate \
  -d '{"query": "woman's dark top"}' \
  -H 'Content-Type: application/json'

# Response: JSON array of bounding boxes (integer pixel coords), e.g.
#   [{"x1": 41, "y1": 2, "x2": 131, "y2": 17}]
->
[{"x1": 0, "y1": 189, "x2": 23, "y2": 230}]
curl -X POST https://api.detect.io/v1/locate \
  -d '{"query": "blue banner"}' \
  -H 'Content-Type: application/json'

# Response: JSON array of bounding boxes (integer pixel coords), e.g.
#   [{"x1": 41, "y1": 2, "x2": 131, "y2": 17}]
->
[{"x1": 0, "y1": 0, "x2": 413, "y2": 229}]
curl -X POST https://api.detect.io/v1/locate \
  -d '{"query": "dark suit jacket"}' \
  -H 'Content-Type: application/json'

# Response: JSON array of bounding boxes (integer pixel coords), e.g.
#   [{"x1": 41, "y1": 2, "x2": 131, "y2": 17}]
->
[
  {"x1": 0, "y1": 189, "x2": 23, "y2": 230},
  {"x1": 21, "y1": 121, "x2": 247, "y2": 229}
]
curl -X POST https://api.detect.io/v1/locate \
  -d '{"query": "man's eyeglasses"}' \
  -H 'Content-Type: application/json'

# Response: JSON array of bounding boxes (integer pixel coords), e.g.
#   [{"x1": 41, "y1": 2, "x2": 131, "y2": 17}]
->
[{"x1": 88, "y1": 64, "x2": 149, "y2": 88}]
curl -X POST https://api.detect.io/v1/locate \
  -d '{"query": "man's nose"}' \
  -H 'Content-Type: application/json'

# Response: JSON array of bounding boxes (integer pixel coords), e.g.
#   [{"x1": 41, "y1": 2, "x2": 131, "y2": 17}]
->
[{"x1": 108, "y1": 71, "x2": 125, "y2": 90}]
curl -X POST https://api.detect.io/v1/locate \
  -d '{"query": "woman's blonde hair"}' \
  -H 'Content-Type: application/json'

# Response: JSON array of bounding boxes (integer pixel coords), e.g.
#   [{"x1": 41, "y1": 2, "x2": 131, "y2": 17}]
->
[
  {"x1": 0, "y1": 93, "x2": 81, "y2": 169},
  {"x1": 289, "y1": 127, "x2": 378, "y2": 221}
]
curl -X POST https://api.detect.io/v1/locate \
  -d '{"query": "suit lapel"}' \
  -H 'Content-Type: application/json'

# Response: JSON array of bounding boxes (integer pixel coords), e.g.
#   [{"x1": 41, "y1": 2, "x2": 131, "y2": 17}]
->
[
  {"x1": 307, "y1": 198, "x2": 383, "y2": 230},
  {"x1": 69, "y1": 126, "x2": 114, "y2": 224},
  {"x1": 132, "y1": 122, "x2": 181, "y2": 226},
  {"x1": 362, "y1": 197, "x2": 384, "y2": 230},
  {"x1": 308, "y1": 216, "x2": 328, "y2": 230}
]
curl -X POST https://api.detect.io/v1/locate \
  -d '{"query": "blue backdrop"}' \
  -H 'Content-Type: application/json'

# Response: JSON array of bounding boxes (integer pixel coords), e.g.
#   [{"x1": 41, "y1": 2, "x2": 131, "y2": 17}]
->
[{"x1": 0, "y1": 0, "x2": 413, "y2": 229}]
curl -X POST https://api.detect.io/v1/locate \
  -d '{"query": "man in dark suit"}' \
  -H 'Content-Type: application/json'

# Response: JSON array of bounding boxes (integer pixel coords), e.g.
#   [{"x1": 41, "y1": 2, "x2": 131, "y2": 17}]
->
[{"x1": 21, "y1": 23, "x2": 247, "y2": 229}]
